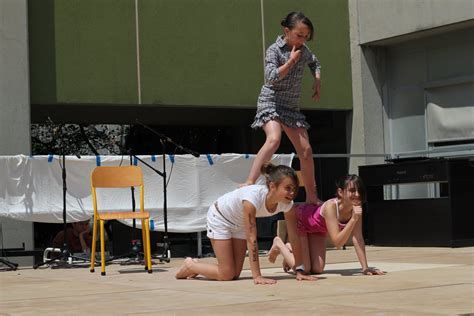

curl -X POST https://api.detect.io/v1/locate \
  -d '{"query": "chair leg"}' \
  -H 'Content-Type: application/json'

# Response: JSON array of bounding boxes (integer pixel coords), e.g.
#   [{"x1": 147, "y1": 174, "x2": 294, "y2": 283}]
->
[
  {"x1": 90, "y1": 216, "x2": 97, "y2": 273},
  {"x1": 141, "y1": 219, "x2": 148, "y2": 270},
  {"x1": 145, "y1": 219, "x2": 152, "y2": 273},
  {"x1": 100, "y1": 219, "x2": 106, "y2": 276}
]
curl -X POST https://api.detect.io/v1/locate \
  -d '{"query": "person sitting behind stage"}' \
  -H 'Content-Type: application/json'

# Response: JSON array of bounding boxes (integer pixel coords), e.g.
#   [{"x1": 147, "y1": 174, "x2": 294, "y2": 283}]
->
[{"x1": 51, "y1": 220, "x2": 92, "y2": 253}]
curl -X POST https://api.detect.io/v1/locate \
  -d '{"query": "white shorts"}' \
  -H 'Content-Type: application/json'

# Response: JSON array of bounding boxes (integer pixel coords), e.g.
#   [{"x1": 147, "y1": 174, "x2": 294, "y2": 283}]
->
[{"x1": 206, "y1": 203, "x2": 246, "y2": 240}]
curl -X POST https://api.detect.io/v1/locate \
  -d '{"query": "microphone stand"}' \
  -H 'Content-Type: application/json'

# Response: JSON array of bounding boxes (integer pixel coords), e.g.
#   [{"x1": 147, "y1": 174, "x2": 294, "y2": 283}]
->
[
  {"x1": 137, "y1": 122, "x2": 201, "y2": 159},
  {"x1": 131, "y1": 153, "x2": 169, "y2": 263},
  {"x1": 34, "y1": 155, "x2": 88, "y2": 269},
  {"x1": 0, "y1": 257, "x2": 19, "y2": 271},
  {"x1": 34, "y1": 122, "x2": 89, "y2": 269},
  {"x1": 134, "y1": 120, "x2": 200, "y2": 262}
]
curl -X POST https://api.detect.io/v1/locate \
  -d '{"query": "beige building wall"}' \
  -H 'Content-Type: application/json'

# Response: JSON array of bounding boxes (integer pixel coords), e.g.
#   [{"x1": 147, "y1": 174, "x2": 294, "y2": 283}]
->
[
  {"x1": 347, "y1": 0, "x2": 474, "y2": 174},
  {"x1": 0, "y1": 0, "x2": 30, "y2": 155},
  {"x1": 357, "y1": 0, "x2": 474, "y2": 44},
  {"x1": 0, "y1": 0, "x2": 33, "y2": 266}
]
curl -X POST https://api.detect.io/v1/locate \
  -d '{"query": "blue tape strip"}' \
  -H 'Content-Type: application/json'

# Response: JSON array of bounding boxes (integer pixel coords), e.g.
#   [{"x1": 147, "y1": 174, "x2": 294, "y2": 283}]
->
[
  {"x1": 133, "y1": 157, "x2": 138, "y2": 166},
  {"x1": 169, "y1": 154, "x2": 175, "y2": 164},
  {"x1": 47, "y1": 154, "x2": 54, "y2": 163},
  {"x1": 206, "y1": 154, "x2": 214, "y2": 166},
  {"x1": 95, "y1": 155, "x2": 101, "y2": 166},
  {"x1": 151, "y1": 155, "x2": 156, "y2": 162},
  {"x1": 245, "y1": 154, "x2": 250, "y2": 159}
]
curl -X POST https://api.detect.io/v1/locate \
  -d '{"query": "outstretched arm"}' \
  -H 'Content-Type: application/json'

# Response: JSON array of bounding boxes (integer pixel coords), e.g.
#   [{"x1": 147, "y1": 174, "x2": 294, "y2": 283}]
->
[
  {"x1": 243, "y1": 201, "x2": 276, "y2": 285},
  {"x1": 352, "y1": 214, "x2": 384, "y2": 275}
]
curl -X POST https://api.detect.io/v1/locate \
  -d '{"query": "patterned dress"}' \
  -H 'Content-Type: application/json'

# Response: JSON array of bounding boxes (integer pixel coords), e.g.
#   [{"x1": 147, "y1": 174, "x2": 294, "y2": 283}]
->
[{"x1": 251, "y1": 35, "x2": 321, "y2": 129}]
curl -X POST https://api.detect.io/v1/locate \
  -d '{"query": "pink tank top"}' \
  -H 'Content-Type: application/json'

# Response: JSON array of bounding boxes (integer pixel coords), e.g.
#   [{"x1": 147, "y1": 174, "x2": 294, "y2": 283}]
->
[{"x1": 296, "y1": 199, "x2": 347, "y2": 236}]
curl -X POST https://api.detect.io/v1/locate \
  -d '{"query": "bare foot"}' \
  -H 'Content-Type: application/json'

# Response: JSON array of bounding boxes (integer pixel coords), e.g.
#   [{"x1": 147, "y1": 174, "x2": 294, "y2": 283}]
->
[
  {"x1": 282, "y1": 260, "x2": 291, "y2": 273},
  {"x1": 238, "y1": 180, "x2": 255, "y2": 188},
  {"x1": 268, "y1": 236, "x2": 285, "y2": 263},
  {"x1": 175, "y1": 257, "x2": 197, "y2": 279},
  {"x1": 188, "y1": 259, "x2": 199, "y2": 278},
  {"x1": 267, "y1": 245, "x2": 280, "y2": 263}
]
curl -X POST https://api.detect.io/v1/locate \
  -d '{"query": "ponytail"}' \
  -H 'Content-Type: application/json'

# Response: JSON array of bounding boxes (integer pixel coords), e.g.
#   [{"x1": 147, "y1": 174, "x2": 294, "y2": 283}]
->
[{"x1": 261, "y1": 162, "x2": 298, "y2": 191}]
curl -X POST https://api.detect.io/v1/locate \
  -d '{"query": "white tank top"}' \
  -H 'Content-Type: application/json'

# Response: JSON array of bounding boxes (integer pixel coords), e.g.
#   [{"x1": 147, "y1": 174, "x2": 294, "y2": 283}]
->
[{"x1": 320, "y1": 198, "x2": 347, "y2": 225}]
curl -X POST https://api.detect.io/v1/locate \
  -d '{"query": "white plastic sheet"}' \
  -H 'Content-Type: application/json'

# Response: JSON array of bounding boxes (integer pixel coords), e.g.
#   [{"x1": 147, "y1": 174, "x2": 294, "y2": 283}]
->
[{"x1": 0, "y1": 154, "x2": 294, "y2": 232}]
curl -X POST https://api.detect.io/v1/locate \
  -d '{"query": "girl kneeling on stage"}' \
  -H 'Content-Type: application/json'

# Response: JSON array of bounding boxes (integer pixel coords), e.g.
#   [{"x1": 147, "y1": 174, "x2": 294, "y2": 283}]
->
[
  {"x1": 175, "y1": 162, "x2": 315, "y2": 284},
  {"x1": 268, "y1": 174, "x2": 385, "y2": 276}
]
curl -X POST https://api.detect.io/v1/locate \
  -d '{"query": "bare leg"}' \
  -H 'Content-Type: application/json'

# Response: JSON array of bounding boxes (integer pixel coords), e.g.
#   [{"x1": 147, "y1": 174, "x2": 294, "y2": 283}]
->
[
  {"x1": 299, "y1": 233, "x2": 312, "y2": 274},
  {"x1": 282, "y1": 126, "x2": 319, "y2": 204},
  {"x1": 268, "y1": 236, "x2": 295, "y2": 270},
  {"x1": 242, "y1": 121, "x2": 282, "y2": 186},
  {"x1": 230, "y1": 238, "x2": 248, "y2": 279},
  {"x1": 175, "y1": 239, "x2": 246, "y2": 281},
  {"x1": 308, "y1": 234, "x2": 327, "y2": 274},
  {"x1": 282, "y1": 242, "x2": 293, "y2": 272}
]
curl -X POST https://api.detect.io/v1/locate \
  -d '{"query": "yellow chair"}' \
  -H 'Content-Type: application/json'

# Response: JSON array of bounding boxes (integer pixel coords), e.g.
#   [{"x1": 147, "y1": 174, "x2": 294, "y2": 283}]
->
[{"x1": 90, "y1": 166, "x2": 152, "y2": 275}]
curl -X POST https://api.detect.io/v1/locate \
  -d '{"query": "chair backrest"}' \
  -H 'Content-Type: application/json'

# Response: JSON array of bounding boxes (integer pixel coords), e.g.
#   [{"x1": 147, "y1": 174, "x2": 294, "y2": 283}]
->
[
  {"x1": 90, "y1": 166, "x2": 145, "y2": 214},
  {"x1": 91, "y1": 166, "x2": 143, "y2": 188}
]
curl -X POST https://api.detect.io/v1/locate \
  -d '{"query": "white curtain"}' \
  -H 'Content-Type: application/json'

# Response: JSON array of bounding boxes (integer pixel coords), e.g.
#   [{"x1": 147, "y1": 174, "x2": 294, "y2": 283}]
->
[
  {"x1": 0, "y1": 154, "x2": 294, "y2": 232},
  {"x1": 426, "y1": 82, "x2": 474, "y2": 143}
]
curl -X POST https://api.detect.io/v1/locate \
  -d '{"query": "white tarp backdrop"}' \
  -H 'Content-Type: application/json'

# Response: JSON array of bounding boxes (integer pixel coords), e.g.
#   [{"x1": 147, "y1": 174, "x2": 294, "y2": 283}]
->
[
  {"x1": 0, "y1": 154, "x2": 294, "y2": 233},
  {"x1": 426, "y1": 83, "x2": 474, "y2": 143}
]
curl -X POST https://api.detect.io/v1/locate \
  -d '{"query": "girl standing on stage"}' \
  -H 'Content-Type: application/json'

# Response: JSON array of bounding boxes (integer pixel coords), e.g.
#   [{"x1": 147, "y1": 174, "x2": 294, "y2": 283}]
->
[
  {"x1": 243, "y1": 11, "x2": 322, "y2": 205},
  {"x1": 175, "y1": 163, "x2": 315, "y2": 284},
  {"x1": 268, "y1": 175, "x2": 384, "y2": 275}
]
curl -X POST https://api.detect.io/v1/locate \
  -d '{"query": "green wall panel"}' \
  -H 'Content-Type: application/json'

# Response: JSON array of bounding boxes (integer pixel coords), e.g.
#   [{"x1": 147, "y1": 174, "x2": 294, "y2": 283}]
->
[
  {"x1": 54, "y1": 0, "x2": 138, "y2": 104},
  {"x1": 139, "y1": 0, "x2": 263, "y2": 107},
  {"x1": 29, "y1": 0, "x2": 138, "y2": 104},
  {"x1": 263, "y1": 0, "x2": 352, "y2": 110},
  {"x1": 29, "y1": 0, "x2": 351, "y2": 110},
  {"x1": 28, "y1": 0, "x2": 57, "y2": 104}
]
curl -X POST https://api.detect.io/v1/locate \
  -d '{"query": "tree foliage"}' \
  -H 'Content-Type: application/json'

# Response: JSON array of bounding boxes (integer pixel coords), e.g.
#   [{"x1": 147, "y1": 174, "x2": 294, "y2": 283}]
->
[{"x1": 31, "y1": 122, "x2": 129, "y2": 156}]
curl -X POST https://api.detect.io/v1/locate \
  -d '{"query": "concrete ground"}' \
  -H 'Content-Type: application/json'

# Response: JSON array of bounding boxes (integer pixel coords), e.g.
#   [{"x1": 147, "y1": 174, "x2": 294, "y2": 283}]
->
[{"x1": 0, "y1": 246, "x2": 473, "y2": 315}]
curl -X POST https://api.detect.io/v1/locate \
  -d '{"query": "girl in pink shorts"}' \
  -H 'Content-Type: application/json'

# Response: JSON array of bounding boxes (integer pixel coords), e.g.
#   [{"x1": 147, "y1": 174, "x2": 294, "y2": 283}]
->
[{"x1": 268, "y1": 174, "x2": 384, "y2": 276}]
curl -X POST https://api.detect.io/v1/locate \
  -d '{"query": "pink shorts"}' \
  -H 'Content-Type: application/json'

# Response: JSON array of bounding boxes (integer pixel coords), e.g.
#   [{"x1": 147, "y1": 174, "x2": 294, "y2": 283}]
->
[{"x1": 296, "y1": 203, "x2": 328, "y2": 236}]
